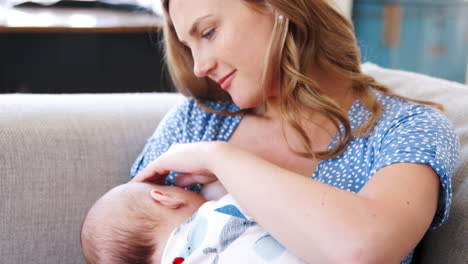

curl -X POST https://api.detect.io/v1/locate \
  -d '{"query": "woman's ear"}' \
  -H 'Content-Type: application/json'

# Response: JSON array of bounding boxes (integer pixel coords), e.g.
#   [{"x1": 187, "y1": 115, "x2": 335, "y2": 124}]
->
[{"x1": 150, "y1": 189, "x2": 186, "y2": 209}]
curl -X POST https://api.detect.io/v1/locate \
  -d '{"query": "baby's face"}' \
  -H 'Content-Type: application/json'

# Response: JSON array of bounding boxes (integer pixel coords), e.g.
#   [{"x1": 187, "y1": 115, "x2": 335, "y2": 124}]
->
[{"x1": 82, "y1": 182, "x2": 207, "y2": 263}]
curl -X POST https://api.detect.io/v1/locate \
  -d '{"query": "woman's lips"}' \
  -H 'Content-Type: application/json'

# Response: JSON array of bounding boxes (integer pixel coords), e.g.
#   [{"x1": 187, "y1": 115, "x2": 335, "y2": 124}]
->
[{"x1": 217, "y1": 70, "x2": 236, "y2": 90}]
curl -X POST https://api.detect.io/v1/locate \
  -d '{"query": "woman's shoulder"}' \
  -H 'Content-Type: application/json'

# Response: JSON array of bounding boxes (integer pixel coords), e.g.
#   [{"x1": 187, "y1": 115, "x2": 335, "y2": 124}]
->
[
  {"x1": 367, "y1": 92, "x2": 460, "y2": 175},
  {"x1": 373, "y1": 91, "x2": 453, "y2": 131},
  {"x1": 367, "y1": 92, "x2": 460, "y2": 229},
  {"x1": 349, "y1": 91, "x2": 453, "y2": 141},
  {"x1": 352, "y1": 91, "x2": 459, "y2": 165}
]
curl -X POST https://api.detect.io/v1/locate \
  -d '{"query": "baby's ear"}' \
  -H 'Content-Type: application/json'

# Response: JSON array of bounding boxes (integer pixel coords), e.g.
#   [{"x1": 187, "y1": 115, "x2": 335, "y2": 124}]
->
[{"x1": 150, "y1": 189, "x2": 185, "y2": 209}]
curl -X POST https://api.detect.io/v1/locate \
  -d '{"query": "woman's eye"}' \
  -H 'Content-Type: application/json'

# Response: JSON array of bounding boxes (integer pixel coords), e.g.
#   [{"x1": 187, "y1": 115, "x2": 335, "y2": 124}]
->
[{"x1": 201, "y1": 28, "x2": 216, "y2": 40}]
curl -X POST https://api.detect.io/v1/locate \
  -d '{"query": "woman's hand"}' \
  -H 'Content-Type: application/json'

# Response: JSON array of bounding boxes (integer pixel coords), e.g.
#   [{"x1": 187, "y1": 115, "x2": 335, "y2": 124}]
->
[{"x1": 131, "y1": 141, "x2": 224, "y2": 186}]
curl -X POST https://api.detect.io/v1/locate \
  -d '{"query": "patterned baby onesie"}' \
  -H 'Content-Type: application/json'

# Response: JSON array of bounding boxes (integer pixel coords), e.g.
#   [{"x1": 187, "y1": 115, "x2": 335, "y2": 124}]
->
[{"x1": 161, "y1": 194, "x2": 306, "y2": 264}]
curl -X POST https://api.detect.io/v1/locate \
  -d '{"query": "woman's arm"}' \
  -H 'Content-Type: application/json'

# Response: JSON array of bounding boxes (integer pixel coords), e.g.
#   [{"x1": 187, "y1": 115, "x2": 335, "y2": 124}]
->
[
  {"x1": 133, "y1": 141, "x2": 439, "y2": 264},
  {"x1": 206, "y1": 142, "x2": 438, "y2": 264}
]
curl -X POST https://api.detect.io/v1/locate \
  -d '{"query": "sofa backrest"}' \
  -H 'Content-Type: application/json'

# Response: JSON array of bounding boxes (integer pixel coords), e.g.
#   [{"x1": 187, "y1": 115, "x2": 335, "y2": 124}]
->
[{"x1": 0, "y1": 93, "x2": 184, "y2": 264}]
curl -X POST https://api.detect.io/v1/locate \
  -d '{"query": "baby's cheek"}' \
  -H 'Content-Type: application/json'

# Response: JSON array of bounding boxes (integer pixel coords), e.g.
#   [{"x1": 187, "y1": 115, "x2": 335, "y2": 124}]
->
[{"x1": 200, "y1": 181, "x2": 228, "y2": 200}]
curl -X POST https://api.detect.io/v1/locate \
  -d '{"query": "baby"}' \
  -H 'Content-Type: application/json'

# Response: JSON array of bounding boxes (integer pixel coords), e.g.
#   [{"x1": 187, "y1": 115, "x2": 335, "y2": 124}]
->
[
  {"x1": 80, "y1": 182, "x2": 205, "y2": 263},
  {"x1": 81, "y1": 182, "x2": 305, "y2": 263}
]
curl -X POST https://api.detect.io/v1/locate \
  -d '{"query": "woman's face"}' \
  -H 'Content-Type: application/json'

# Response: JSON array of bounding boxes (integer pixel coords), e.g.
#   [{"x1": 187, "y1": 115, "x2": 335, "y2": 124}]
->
[{"x1": 169, "y1": 0, "x2": 276, "y2": 108}]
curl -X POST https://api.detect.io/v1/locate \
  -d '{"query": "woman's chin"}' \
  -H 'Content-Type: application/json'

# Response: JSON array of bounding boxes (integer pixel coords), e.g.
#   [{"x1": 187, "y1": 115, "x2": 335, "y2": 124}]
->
[
  {"x1": 229, "y1": 93, "x2": 264, "y2": 110},
  {"x1": 231, "y1": 98, "x2": 261, "y2": 110}
]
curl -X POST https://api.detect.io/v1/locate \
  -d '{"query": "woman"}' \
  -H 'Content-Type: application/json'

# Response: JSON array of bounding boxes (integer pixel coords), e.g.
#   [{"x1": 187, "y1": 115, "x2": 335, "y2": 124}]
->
[{"x1": 131, "y1": 0, "x2": 460, "y2": 263}]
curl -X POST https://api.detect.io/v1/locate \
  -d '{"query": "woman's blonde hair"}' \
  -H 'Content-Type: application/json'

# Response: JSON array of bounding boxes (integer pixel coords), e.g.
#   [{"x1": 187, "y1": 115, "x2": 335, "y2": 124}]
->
[{"x1": 161, "y1": 0, "x2": 441, "y2": 159}]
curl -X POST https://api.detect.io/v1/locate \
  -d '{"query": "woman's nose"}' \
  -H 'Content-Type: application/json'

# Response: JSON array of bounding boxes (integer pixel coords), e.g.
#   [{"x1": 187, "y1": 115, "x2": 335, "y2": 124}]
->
[{"x1": 193, "y1": 54, "x2": 216, "y2": 78}]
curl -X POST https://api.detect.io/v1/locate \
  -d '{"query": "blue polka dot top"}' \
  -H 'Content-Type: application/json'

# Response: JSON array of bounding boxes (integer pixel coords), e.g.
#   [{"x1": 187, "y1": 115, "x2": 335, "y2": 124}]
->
[{"x1": 130, "y1": 91, "x2": 460, "y2": 264}]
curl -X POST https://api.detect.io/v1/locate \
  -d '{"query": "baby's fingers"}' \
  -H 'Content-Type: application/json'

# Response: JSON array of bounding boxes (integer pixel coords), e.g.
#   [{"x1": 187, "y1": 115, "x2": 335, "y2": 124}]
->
[
  {"x1": 174, "y1": 173, "x2": 218, "y2": 187},
  {"x1": 131, "y1": 167, "x2": 170, "y2": 184},
  {"x1": 174, "y1": 173, "x2": 200, "y2": 187}
]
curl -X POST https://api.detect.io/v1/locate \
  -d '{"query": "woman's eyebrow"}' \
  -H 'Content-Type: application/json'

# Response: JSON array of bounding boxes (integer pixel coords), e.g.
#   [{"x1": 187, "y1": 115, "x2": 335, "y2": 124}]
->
[{"x1": 188, "y1": 14, "x2": 213, "y2": 37}]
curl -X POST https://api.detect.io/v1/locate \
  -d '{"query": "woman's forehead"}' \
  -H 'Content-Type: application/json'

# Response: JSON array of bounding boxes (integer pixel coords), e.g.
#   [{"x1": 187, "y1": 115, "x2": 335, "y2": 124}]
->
[
  {"x1": 168, "y1": 0, "x2": 222, "y2": 18},
  {"x1": 168, "y1": 0, "x2": 270, "y2": 39},
  {"x1": 168, "y1": 0, "x2": 229, "y2": 39}
]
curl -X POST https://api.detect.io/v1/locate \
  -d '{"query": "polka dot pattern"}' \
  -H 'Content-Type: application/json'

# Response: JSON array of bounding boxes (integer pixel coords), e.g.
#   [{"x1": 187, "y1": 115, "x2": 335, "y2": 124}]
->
[
  {"x1": 315, "y1": 92, "x2": 459, "y2": 231},
  {"x1": 130, "y1": 92, "x2": 459, "y2": 264},
  {"x1": 130, "y1": 100, "x2": 243, "y2": 192}
]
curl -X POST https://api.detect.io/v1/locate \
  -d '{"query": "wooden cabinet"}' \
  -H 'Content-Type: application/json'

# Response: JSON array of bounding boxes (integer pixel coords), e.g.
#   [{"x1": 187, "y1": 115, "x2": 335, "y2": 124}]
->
[{"x1": 0, "y1": 7, "x2": 174, "y2": 93}]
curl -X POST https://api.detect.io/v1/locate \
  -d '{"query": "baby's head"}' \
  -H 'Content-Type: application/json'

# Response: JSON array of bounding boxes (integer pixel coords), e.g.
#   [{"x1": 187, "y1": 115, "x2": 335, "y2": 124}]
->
[{"x1": 80, "y1": 182, "x2": 206, "y2": 264}]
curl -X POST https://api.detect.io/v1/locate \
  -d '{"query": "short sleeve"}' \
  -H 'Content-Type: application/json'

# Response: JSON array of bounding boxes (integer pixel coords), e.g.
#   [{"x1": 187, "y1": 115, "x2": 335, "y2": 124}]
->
[
  {"x1": 129, "y1": 98, "x2": 242, "y2": 190},
  {"x1": 130, "y1": 99, "x2": 193, "y2": 184},
  {"x1": 371, "y1": 105, "x2": 460, "y2": 229}
]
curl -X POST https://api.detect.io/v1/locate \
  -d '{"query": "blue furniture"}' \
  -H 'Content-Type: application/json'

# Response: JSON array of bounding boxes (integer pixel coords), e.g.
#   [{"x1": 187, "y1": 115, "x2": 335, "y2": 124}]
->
[{"x1": 353, "y1": 0, "x2": 468, "y2": 83}]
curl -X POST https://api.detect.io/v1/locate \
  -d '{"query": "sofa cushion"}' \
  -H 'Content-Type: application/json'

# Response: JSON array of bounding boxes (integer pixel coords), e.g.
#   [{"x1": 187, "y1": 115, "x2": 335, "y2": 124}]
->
[{"x1": 0, "y1": 93, "x2": 184, "y2": 264}]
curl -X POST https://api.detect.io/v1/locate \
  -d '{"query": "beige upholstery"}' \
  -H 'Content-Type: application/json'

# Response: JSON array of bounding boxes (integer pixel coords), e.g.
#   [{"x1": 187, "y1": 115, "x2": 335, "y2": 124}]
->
[{"x1": 0, "y1": 93, "x2": 184, "y2": 264}]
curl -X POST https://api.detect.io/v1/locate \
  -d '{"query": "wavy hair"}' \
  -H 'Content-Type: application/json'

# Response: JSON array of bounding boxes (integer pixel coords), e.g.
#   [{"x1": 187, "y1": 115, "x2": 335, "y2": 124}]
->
[{"x1": 161, "y1": 0, "x2": 441, "y2": 159}]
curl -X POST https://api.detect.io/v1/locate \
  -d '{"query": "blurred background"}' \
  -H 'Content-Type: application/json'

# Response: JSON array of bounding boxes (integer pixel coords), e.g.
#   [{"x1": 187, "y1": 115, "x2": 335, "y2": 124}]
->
[
  {"x1": 353, "y1": 0, "x2": 468, "y2": 84},
  {"x1": 0, "y1": 0, "x2": 467, "y2": 93}
]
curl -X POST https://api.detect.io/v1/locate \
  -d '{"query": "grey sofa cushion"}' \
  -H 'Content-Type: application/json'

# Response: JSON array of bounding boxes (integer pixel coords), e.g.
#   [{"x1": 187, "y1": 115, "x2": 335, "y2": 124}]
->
[{"x1": 0, "y1": 93, "x2": 184, "y2": 264}]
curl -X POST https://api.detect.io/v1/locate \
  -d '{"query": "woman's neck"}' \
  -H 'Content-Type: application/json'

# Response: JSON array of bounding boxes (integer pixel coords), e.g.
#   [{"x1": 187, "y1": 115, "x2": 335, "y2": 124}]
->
[{"x1": 256, "y1": 68, "x2": 355, "y2": 121}]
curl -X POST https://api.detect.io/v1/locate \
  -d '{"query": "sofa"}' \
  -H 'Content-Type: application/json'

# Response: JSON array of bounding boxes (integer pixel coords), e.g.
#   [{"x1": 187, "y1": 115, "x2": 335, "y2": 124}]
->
[{"x1": 0, "y1": 63, "x2": 466, "y2": 264}]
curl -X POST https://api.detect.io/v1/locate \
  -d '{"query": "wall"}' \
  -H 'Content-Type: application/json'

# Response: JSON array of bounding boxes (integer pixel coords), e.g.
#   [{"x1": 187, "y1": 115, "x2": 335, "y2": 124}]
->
[{"x1": 334, "y1": 0, "x2": 353, "y2": 18}]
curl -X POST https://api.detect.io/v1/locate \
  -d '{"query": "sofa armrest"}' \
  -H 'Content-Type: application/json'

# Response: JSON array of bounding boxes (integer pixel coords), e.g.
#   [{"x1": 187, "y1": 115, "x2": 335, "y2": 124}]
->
[{"x1": 0, "y1": 93, "x2": 184, "y2": 264}]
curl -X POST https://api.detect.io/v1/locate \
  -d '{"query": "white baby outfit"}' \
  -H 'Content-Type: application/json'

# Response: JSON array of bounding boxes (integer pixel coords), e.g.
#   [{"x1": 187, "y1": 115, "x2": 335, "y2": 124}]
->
[{"x1": 161, "y1": 194, "x2": 306, "y2": 264}]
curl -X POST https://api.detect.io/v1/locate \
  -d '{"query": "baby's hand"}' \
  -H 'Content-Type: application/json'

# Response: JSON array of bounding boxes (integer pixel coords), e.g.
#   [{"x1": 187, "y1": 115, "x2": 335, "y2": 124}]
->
[{"x1": 200, "y1": 180, "x2": 228, "y2": 201}]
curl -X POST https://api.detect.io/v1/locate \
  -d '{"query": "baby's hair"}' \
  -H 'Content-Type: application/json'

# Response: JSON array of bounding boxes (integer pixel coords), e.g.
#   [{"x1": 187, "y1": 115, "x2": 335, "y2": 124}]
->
[{"x1": 80, "y1": 189, "x2": 160, "y2": 264}]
